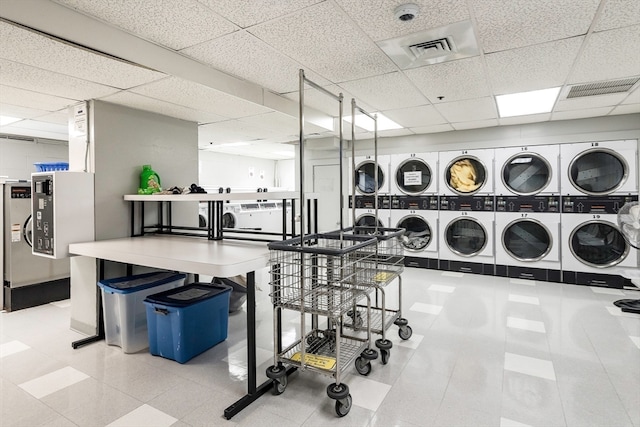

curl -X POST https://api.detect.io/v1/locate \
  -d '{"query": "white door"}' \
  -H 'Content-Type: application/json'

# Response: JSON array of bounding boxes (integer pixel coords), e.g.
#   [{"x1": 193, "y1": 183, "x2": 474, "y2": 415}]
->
[{"x1": 313, "y1": 164, "x2": 342, "y2": 233}]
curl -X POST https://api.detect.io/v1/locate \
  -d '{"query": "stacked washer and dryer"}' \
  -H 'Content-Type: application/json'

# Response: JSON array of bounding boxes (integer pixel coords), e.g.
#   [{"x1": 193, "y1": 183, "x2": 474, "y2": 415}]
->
[
  {"x1": 559, "y1": 140, "x2": 639, "y2": 287},
  {"x1": 349, "y1": 155, "x2": 390, "y2": 229},
  {"x1": 494, "y1": 145, "x2": 562, "y2": 282}
]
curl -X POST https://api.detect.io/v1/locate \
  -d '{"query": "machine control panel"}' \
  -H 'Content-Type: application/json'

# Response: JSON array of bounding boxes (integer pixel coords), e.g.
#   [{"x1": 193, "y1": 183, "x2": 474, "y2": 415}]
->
[
  {"x1": 440, "y1": 195, "x2": 494, "y2": 211},
  {"x1": 10, "y1": 185, "x2": 31, "y2": 198},
  {"x1": 32, "y1": 174, "x2": 54, "y2": 256},
  {"x1": 391, "y1": 195, "x2": 439, "y2": 210},
  {"x1": 349, "y1": 195, "x2": 390, "y2": 209},
  {"x1": 561, "y1": 194, "x2": 638, "y2": 214},
  {"x1": 496, "y1": 195, "x2": 560, "y2": 212}
]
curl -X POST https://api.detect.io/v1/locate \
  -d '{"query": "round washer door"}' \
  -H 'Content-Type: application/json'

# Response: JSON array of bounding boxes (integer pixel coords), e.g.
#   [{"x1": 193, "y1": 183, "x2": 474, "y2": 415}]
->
[
  {"x1": 502, "y1": 152, "x2": 552, "y2": 195},
  {"x1": 569, "y1": 220, "x2": 629, "y2": 268},
  {"x1": 355, "y1": 160, "x2": 385, "y2": 195},
  {"x1": 355, "y1": 214, "x2": 383, "y2": 231},
  {"x1": 502, "y1": 218, "x2": 552, "y2": 261},
  {"x1": 568, "y1": 148, "x2": 628, "y2": 195},
  {"x1": 445, "y1": 217, "x2": 487, "y2": 256},
  {"x1": 395, "y1": 158, "x2": 432, "y2": 195},
  {"x1": 396, "y1": 215, "x2": 431, "y2": 252},
  {"x1": 222, "y1": 212, "x2": 236, "y2": 228},
  {"x1": 445, "y1": 156, "x2": 487, "y2": 195},
  {"x1": 23, "y1": 215, "x2": 33, "y2": 247}
]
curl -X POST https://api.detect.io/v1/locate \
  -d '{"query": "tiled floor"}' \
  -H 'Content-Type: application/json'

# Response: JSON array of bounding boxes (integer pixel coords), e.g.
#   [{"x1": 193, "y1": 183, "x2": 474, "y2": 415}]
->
[{"x1": 1, "y1": 268, "x2": 639, "y2": 426}]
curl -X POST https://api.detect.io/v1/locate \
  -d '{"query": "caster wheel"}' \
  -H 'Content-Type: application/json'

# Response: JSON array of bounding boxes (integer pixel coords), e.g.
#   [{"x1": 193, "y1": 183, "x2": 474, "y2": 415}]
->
[
  {"x1": 272, "y1": 376, "x2": 287, "y2": 395},
  {"x1": 398, "y1": 325, "x2": 413, "y2": 340},
  {"x1": 394, "y1": 317, "x2": 408, "y2": 327},
  {"x1": 335, "y1": 394, "x2": 352, "y2": 417},
  {"x1": 327, "y1": 383, "x2": 349, "y2": 400},
  {"x1": 361, "y1": 348, "x2": 378, "y2": 360},
  {"x1": 355, "y1": 357, "x2": 371, "y2": 376},
  {"x1": 266, "y1": 365, "x2": 286, "y2": 380},
  {"x1": 375, "y1": 338, "x2": 392, "y2": 350},
  {"x1": 380, "y1": 348, "x2": 390, "y2": 365}
]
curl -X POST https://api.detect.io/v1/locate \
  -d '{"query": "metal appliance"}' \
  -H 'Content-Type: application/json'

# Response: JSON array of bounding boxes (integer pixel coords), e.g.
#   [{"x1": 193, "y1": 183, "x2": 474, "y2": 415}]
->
[
  {"x1": 3, "y1": 182, "x2": 70, "y2": 311},
  {"x1": 494, "y1": 145, "x2": 560, "y2": 196},
  {"x1": 390, "y1": 195, "x2": 439, "y2": 269},
  {"x1": 438, "y1": 195, "x2": 495, "y2": 274},
  {"x1": 351, "y1": 155, "x2": 390, "y2": 195},
  {"x1": 439, "y1": 149, "x2": 495, "y2": 196},
  {"x1": 495, "y1": 195, "x2": 561, "y2": 282},
  {"x1": 560, "y1": 194, "x2": 639, "y2": 287},
  {"x1": 389, "y1": 152, "x2": 438, "y2": 195},
  {"x1": 349, "y1": 195, "x2": 389, "y2": 229}
]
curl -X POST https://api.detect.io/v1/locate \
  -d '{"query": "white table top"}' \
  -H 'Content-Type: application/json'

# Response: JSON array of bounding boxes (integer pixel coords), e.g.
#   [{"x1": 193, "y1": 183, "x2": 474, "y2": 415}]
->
[
  {"x1": 124, "y1": 191, "x2": 318, "y2": 202},
  {"x1": 69, "y1": 235, "x2": 270, "y2": 277}
]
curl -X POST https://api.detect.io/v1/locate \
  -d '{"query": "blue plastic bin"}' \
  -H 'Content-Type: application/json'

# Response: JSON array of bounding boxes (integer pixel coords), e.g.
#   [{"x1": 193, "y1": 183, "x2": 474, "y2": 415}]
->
[
  {"x1": 34, "y1": 162, "x2": 69, "y2": 171},
  {"x1": 97, "y1": 272, "x2": 186, "y2": 353},
  {"x1": 144, "y1": 283, "x2": 231, "y2": 363}
]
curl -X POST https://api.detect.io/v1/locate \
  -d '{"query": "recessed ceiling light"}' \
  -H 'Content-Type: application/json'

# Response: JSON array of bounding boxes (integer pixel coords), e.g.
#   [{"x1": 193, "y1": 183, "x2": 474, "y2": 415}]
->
[
  {"x1": 344, "y1": 112, "x2": 402, "y2": 131},
  {"x1": 496, "y1": 87, "x2": 561, "y2": 118},
  {"x1": 0, "y1": 115, "x2": 22, "y2": 126}
]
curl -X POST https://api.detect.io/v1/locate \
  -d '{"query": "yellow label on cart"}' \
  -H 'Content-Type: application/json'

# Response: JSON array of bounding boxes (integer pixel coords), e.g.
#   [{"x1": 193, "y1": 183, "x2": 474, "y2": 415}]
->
[
  {"x1": 290, "y1": 352, "x2": 336, "y2": 370},
  {"x1": 374, "y1": 271, "x2": 393, "y2": 282}
]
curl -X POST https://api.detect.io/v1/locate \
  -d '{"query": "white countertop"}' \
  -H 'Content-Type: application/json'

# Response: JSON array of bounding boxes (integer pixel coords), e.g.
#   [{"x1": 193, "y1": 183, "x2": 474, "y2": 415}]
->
[
  {"x1": 69, "y1": 235, "x2": 270, "y2": 277},
  {"x1": 124, "y1": 191, "x2": 318, "y2": 202}
]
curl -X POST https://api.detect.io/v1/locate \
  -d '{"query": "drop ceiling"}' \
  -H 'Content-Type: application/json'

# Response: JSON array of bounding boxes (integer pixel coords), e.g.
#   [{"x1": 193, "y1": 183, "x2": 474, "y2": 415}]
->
[{"x1": 0, "y1": 0, "x2": 638, "y2": 160}]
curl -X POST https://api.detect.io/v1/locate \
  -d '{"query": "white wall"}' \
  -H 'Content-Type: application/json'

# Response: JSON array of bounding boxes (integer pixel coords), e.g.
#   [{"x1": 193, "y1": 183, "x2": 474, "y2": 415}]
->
[
  {"x1": 0, "y1": 137, "x2": 68, "y2": 180},
  {"x1": 275, "y1": 158, "x2": 295, "y2": 190},
  {"x1": 198, "y1": 150, "x2": 277, "y2": 191}
]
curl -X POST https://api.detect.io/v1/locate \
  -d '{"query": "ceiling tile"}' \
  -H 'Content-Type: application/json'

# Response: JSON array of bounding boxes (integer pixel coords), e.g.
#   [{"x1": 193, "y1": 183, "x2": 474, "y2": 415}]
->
[
  {"x1": 130, "y1": 77, "x2": 273, "y2": 119},
  {"x1": 35, "y1": 111, "x2": 69, "y2": 125},
  {"x1": 405, "y1": 56, "x2": 491, "y2": 102},
  {"x1": 555, "y1": 93, "x2": 628, "y2": 111},
  {"x1": 181, "y1": 31, "x2": 328, "y2": 94},
  {"x1": 0, "y1": 103, "x2": 58, "y2": 121},
  {"x1": 485, "y1": 37, "x2": 583, "y2": 94},
  {"x1": 381, "y1": 105, "x2": 446, "y2": 128},
  {"x1": 334, "y1": 0, "x2": 469, "y2": 41},
  {"x1": 470, "y1": 0, "x2": 600, "y2": 53},
  {"x1": 339, "y1": 72, "x2": 429, "y2": 111},
  {"x1": 499, "y1": 114, "x2": 551, "y2": 126},
  {"x1": 199, "y1": 0, "x2": 322, "y2": 28},
  {"x1": 9, "y1": 119, "x2": 68, "y2": 135},
  {"x1": 610, "y1": 104, "x2": 640, "y2": 115},
  {"x1": 410, "y1": 123, "x2": 455, "y2": 134},
  {"x1": 53, "y1": 0, "x2": 238, "y2": 50},
  {"x1": 569, "y1": 25, "x2": 640, "y2": 84},
  {"x1": 0, "y1": 21, "x2": 165, "y2": 89},
  {"x1": 434, "y1": 97, "x2": 497, "y2": 122},
  {"x1": 199, "y1": 119, "x2": 282, "y2": 145},
  {"x1": 0, "y1": 123, "x2": 67, "y2": 140},
  {"x1": 248, "y1": 2, "x2": 396, "y2": 82},
  {"x1": 237, "y1": 111, "x2": 327, "y2": 136},
  {"x1": 451, "y1": 119, "x2": 499, "y2": 130},
  {"x1": 283, "y1": 85, "x2": 375, "y2": 117},
  {"x1": 621, "y1": 87, "x2": 640, "y2": 104},
  {"x1": 551, "y1": 107, "x2": 614, "y2": 121},
  {"x1": 593, "y1": 0, "x2": 640, "y2": 32},
  {"x1": 99, "y1": 91, "x2": 227, "y2": 124},
  {"x1": 0, "y1": 85, "x2": 76, "y2": 112},
  {"x1": 378, "y1": 128, "x2": 414, "y2": 138},
  {"x1": 0, "y1": 59, "x2": 119, "y2": 100}
]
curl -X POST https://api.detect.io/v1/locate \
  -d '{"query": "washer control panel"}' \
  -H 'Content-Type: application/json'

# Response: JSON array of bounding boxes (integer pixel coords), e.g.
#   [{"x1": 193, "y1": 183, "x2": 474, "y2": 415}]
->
[
  {"x1": 440, "y1": 195, "x2": 494, "y2": 211},
  {"x1": 496, "y1": 195, "x2": 560, "y2": 212},
  {"x1": 390, "y1": 195, "x2": 438, "y2": 210},
  {"x1": 561, "y1": 194, "x2": 638, "y2": 214},
  {"x1": 349, "y1": 195, "x2": 390, "y2": 209}
]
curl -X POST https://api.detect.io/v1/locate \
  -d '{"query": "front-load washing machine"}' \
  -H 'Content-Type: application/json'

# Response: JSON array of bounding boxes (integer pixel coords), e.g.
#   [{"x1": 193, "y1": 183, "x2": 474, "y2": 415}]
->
[
  {"x1": 438, "y1": 195, "x2": 495, "y2": 274},
  {"x1": 561, "y1": 195, "x2": 639, "y2": 288},
  {"x1": 495, "y1": 144, "x2": 560, "y2": 196},
  {"x1": 560, "y1": 140, "x2": 638, "y2": 196},
  {"x1": 495, "y1": 195, "x2": 561, "y2": 282},
  {"x1": 390, "y1": 195, "x2": 439, "y2": 269},
  {"x1": 351, "y1": 155, "x2": 390, "y2": 195},
  {"x1": 348, "y1": 195, "x2": 390, "y2": 230},
  {"x1": 389, "y1": 153, "x2": 438, "y2": 196},
  {"x1": 439, "y1": 149, "x2": 495, "y2": 196}
]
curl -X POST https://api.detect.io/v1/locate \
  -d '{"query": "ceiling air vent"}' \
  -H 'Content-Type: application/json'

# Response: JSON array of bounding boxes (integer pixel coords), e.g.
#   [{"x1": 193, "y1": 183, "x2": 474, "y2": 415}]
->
[
  {"x1": 408, "y1": 37, "x2": 456, "y2": 59},
  {"x1": 567, "y1": 78, "x2": 639, "y2": 98}
]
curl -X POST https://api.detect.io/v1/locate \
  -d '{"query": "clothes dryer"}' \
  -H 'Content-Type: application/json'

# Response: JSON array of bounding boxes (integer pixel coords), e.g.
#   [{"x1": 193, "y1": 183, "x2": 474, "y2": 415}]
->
[
  {"x1": 495, "y1": 145, "x2": 559, "y2": 196},
  {"x1": 389, "y1": 153, "x2": 438, "y2": 196},
  {"x1": 560, "y1": 195, "x2": 639, "y2": 288},
  {"x1": 495, "y1": 195, "x2": 561, "y2": 282},
  {"x1": 439, "y1": 149, "x2": 495, "y2": 196},
  {"x1": 560, "y1": 140, "x2": 638, "y2": 196},
  {"x1": 351, "y1": 155, "x2": 390, "y2": 195},
  {"x1": 438, "y1": 195, "x2": 495, "y2": 274},
  {"x1": 390, "y1": 195, "x2": 439, "y2": 269},
  {"x1": 348, "y1": 195, "x2": 390, "y2": 229}
]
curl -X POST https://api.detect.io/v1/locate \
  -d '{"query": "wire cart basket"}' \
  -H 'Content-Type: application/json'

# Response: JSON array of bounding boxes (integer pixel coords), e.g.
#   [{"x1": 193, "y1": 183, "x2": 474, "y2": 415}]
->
[{"x1": 265, "y1": 232, "x2": 382, "y2": 417}]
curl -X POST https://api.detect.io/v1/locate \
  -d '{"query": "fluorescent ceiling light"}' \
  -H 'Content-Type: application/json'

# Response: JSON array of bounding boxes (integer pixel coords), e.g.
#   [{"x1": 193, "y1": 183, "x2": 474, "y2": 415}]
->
[
  {"x1": 344, "y1": 112, "x2": 403, "y2": 131},
  {"x1": 0, "y1": 115, "x2": 22, "y2": 126},
  {"x1": 496, "y1": 87, "x2": 560, "y2": 118}
]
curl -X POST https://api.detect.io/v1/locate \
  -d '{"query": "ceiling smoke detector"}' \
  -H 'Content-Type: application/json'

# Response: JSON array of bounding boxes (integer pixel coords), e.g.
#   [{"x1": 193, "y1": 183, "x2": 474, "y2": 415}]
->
[{"x1": 394, "y1": 3, "x2": 419, "y2": 22}]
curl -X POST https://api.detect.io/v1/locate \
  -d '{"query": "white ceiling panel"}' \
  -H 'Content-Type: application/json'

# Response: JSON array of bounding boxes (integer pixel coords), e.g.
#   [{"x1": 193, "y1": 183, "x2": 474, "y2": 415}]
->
[
  {"x1": 381, "y1": 105, "x2": 446, "y2": 128},
  {"x1": 551, "y1": 107, "x2": 614, "y2": 121},
  {"x1": 434, "y1": 97, "x2": 497, "y2": 123},
  {"x1": 378, "y1": 128, "x2": 414, "y2": 138},
  {"x1": 199, "y1": 119, "x2": 283, "y2": 145},
  {"x1": 237, "y1": 111, "x2": 327, "y2": 136},
  {"x1": 35, "y1": 110, "x2": 69, "y2": 125},
  {"x1": 339, "y1": 72, "x2": 429, "y2": 111},
  {"x1": 0, "y1": 103, "x2": 54, "y2": 121},
  {"x1": 283, "y1": 85, "x2": 375, "y2": 118},
  {"x1": 410, "y1": 123, "x2": 455, "y2": 134},
  {"x1": 470, "y1": 0, "x2": 600, "y2": 53},
  {"x1": 610, "y1": 104, "x2": 640, "y2": 115},
  {"x1": 53, "y1": 0, "x2": 238, "y2": 50},
  {"x1": 0, "y1": 21, "x2": 166, "y2": 89},
  {"x1": 485, "y1": 37, "x2": 584, "y2": 95},
  {"x1": 593, "y1": 0, "x2": 640, "y2": 32},
  {"x1": 0, "y1": 59, "x2": 120, "y2": 100},
  {"x1": 569, "y1": 25, "x2": 640, "y2": 84},
  {"x1": 181, "y1": 31, "x2": 328, "y2": 94},
  {"x1": 451, "y1": 119, "x2": 499, "y2": 130},
  {"x1": 0, "y1": 85, "x2": 76, "y2": 112},
  {"x1": 621, "y1": 87, "x2": 640, "y2": 104},
  {"x1": 130, "y1": 77, "x2": 273, "y2": 119},
  {"x1": 334, "y1": 0, "x2": 469, "y2": 42},
  {"x1": 248, "y1": 2, "x2": 396, "y2": 82},
  {"x1": 9, "y1": 118, "x2": 67, "y2": 134},
  {"x1": 555, "y1": 93, "x2": 628, "y2": 111},
  {"x1": 99, "y1": 91, "x2": 227, "y2": 124},
  {"x1": 498, "y1": 114, "x2": 551, "y2": 126},
  {"x1": 1, "y1": 122, "x2": 67, "y2": 140},
  {"x1": 405, "y1": 57, "x2": 491, "y2": 103},
  {"x1": 199, "y1": 0, "x2": 322, "y2": 29}
]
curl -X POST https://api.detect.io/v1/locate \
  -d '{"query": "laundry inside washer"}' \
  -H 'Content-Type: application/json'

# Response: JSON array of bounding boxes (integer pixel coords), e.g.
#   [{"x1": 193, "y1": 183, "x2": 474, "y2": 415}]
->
[
  {"x1": 395, "y1": 158, "x2": 432, "y2": 195},
  {"x1": 502, "y1": 153, "x2": 551, "y2": 195},
  {"x1": 570, "y1": 221, "x2": 628, "y2": 267},
  {"x1": 445, "y1": 218, "x2": 487, "y2": 256},
  {"x1": 569, "y1": 149, "x2": 627, "y2": 195},
  {"x1": 446, "y1": 157, "x2": 487, "y2": 194},
  {"x1": 502, "y1": 219, "x2": 551, "y2": 261},
  {"x1": 396, "y1": 215, "x2": 431, "y2": 251},
  {"x1": 355, "y1": 160, "x2": 385, "y2": 194}
]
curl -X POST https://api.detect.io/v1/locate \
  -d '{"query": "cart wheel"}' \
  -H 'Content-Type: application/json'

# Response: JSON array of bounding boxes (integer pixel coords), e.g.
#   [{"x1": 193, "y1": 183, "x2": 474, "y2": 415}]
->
[
  {"x1": 327, "y1": 383, "x2": 349, "y2": 400},
  {"x1": 398, "y1": 325, "x2": 413, "y2": 340},
  {"x1": 335, "y1": 394, "x2": 352, "y2": 417},
  {"x1": 380, "y1": 348, "x2": 390, "y2": 365},
  {"x1": 266, "y1": 364, "x2": 286, "y2": 380},
  {"x1": 361, "y1": 348, "x2": 378, "y2": 360},
  {"x1": 355, "y1": 357, "x2": 371, "y2": 376},
  {"x1": 272, "y1": 376, "x2": 287, "y2": 395},
  {"x1": 394, "y1": 317, "x2": 408, "y2": 327},
  {"x1": 375, "y1": 338, "x2": 392, "y2": 350}
]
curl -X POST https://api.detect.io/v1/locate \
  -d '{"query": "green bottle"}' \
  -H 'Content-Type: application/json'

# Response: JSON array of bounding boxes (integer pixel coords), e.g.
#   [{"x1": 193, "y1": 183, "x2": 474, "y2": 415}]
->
[{"x1": 138, "y1": 164, "x2": 161, "y2": 194}]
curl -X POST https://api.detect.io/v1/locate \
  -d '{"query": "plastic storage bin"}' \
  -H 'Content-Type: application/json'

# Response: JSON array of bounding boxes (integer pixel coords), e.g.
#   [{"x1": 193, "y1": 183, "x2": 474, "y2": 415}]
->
[
  {"x1": 144, "y1": 283, "x2": 231, "y2": 363},
  {"x1": 98, "y1": 272, "x2": 186, "y2": 353},
  {"x1": 34, "y1": 162, "x2": 69, "y2": 171}
]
